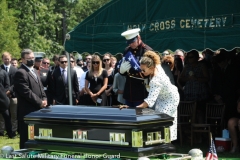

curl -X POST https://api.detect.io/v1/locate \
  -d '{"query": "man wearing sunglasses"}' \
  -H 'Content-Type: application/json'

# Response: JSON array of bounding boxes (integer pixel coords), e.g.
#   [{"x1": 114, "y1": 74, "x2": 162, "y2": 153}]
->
[
  {"x1": 120, "y1": 28, "x2": 153, "y2": 107},
  {"x1": 82, "y1": 54, "x2": 92, "y2": 72},
  {"x1": 50, "y1": 55, "x2": 79, "y2": 105},
  {"x1": 41, "y1": 58, "x2": 50, "y2": 69}
]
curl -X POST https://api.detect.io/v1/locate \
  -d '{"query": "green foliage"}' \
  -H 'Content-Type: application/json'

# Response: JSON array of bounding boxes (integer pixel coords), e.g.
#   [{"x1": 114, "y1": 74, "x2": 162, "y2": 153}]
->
[
  {"x1": 0, "y1": 0, "x2": 20, "y2": 59},
  {"x1": 3, "y1": 0, "x2": 111, "y2": 59},
  {"x1": 68, "y1": 0, "x2": 111, "y2": 31},
  {"x1": 15, "y1": 0, "x2": 63, "y2": 58}
]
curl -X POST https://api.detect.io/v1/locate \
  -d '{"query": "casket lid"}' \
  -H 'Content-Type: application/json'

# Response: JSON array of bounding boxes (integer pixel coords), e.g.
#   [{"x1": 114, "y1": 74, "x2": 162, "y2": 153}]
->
[{"x1": 24, "y1": 105, "x2": 174, "y2": 125}]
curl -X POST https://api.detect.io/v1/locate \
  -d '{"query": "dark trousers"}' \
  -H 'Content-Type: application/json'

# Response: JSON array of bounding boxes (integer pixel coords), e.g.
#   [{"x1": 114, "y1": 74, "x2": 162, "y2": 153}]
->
[
  {"x1": 1, "y1": 110, "x2": 13, "y2": 138},
  {"x1": 19, "y1": 120, "x2": 28, "y2": 149}
]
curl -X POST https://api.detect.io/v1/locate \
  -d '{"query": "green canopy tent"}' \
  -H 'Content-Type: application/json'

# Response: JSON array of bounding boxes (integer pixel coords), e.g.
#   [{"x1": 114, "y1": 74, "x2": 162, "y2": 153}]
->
[{"x1": 65, "y1": 0, "x2": 240, "y2": 55}]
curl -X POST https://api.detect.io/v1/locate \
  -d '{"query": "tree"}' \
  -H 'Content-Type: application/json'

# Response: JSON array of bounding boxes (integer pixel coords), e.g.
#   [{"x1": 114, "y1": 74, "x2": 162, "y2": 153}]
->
[
  {"x1": 68, "y1": 0, "x2": 111, "y2": 31},
  {"x1": 0, "y1": 0, "x2": 20, "y2": 59},
  {"x1": 5, "y1": 0, "x2": 111, "y2": 59},
  {"x1": 13, "y1": 0, "x2": 63, "y2": 58}
]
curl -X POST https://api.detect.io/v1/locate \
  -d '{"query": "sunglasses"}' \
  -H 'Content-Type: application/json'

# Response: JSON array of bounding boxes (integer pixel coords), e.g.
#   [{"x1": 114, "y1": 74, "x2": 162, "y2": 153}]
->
[
  {"x1": 70, "y1": 61, "x2": 74, "y2": 63},
  {"x1": 60, "y1": 61, "x2": 67, "y2": 64},
  {"x1": 42, "y1": 62, "x2": 50, "y2": 65},
  {"x1": 103, "y1": 59, "x2": 110, "y2": 62},
  {"x1": 92, "y1": 61, "x2": 100, "y2": 64}
]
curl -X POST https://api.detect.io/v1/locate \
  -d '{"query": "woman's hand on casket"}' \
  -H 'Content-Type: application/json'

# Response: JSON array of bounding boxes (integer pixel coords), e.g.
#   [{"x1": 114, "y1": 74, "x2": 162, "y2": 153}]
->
[
  {"x1": 136, "y1": 101, "x2": 149, "y2": 108},
  {"x1": 41, "y1": 100, "x2": 47, "y2": 108},
  {"x1": 119, "y1": 105, "x2": 129, "y2": 110}
]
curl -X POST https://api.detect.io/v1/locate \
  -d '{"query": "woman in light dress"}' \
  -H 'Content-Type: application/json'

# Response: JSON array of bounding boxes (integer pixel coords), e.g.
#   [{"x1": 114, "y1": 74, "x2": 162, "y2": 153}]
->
[{"x1": 136, "y1": 51, "x2": 180, "y2": 141}]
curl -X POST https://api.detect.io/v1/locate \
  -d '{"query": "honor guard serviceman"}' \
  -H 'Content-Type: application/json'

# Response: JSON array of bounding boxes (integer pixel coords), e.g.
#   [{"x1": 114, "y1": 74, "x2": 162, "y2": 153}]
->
[
  {"x1": 33, "y1": 52, "x2": 50, "y2": 105},
  {"x1": 120, "y1": 28, "x2": 153, "y2": 107}
]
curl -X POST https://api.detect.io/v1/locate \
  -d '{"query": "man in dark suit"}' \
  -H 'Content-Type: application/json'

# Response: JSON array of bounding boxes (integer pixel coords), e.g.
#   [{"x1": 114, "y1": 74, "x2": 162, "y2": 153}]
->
[
  {"x1": 46, "y1": 55, "x2": 59, "y2": 106},
  {"x1": 1, "y1": 52, "x2": 18, "y2": 136},
  {"x1": 50, "y1": 55, "x2": 79, "y2": 105},
  {"x1": 14, "y1": 49, "x2": 47, "y2": 149},
  {"x1": 0, "y1": 66, "x2": 13, "y2": 138},
  {"x1": 0, "y1": 83, "x2": 13, "y2": 138}
]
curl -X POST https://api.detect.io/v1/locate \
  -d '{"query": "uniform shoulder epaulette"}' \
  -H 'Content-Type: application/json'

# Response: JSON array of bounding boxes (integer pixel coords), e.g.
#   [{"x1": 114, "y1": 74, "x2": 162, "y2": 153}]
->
[{"x1": 142, "y1": 43, "x2": 153, "y2": 51}]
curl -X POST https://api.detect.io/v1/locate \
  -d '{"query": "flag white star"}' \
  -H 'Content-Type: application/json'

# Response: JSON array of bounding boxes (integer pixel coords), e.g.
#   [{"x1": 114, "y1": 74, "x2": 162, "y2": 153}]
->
[
  {"x1": 134, "y1": 65, "x2": 138, "y2": 70},
  {"x1": 122, "y1": 57, "x2": 125, "y2": 61},
  {"x1": 128, "y1": 57, "x2": 132, "y2": 61}
]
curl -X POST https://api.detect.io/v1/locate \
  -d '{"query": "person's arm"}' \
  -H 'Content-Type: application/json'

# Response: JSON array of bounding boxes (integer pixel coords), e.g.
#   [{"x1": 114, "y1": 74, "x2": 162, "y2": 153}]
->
[
  {"x1": 177, "y1": 71, "x2": 184, "y2": 91},
  {"x1": 96, "y1": 78, "x2": 108, "y2": 96},
  {"x1": 136, "y1": 101, "x2": 149, "y2": 108},
  {"x1": 14, "y1": 70, "x2": 43, "y2": 107},
  {"x1": 137, "y1": 78, "x2": 161, "y2": 108},
  {"x1": 112, "y1": 74, "x2": 118, "y2": 94},
  {"x1": 105, "y1": 86, "x2": 113, "y2": 95},
  {"x1": 4, "y1": 71, "x2": 10, "y2": 92},
  {"x1": 85, "y1": 79, "x2": 93, "y2": 97},
  {"x1": 178, "y1": 66, "x2": 189, "y2": 83},
  {"x1": 80, "y1": 72, "x2": 86, "y2": 92},
  {"x1": 95, "y1": 70, "x2": 108, "y2": 96}
]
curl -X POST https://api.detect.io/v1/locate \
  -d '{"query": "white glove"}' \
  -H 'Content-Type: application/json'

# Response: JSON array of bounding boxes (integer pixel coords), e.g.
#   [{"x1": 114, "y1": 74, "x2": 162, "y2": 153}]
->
[{"x1": 120, "y1": 60, "x2": 131, "y2": 74}]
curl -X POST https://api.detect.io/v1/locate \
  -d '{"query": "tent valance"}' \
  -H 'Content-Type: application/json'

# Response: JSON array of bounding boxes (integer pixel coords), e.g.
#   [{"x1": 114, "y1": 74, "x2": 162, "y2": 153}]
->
[{"x1": 65, "y1": 0, "x2": 240, "y2": 55}]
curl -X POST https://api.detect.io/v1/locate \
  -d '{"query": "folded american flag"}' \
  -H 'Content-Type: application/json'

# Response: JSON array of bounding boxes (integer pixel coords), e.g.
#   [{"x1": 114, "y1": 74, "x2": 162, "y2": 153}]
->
[{"x1": 122, "y1": 51, "x2": 141, "y2": 72}]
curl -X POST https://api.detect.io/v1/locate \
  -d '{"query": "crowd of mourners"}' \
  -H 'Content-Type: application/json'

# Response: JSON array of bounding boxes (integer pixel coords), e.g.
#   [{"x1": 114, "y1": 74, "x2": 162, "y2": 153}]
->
[{"x1": 0, "y1": 48, "x2": 240, "y2": 152}]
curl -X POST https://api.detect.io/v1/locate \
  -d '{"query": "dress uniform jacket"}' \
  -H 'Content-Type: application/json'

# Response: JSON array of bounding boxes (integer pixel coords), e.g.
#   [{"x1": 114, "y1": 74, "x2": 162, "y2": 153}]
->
[
  {"x1": 122, "y1": 42, "x2": 153, "y2": 102},
  {"x1": 38, "y1": 68, "x2": 49, "y2": 88}
]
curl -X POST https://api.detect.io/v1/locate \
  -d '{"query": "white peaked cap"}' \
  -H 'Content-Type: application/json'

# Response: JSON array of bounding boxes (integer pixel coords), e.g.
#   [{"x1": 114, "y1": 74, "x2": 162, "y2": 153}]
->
[
  {"x1": 121, "y1": 28, "x2": 140, "y2": 40},
  {"x1": 34, "y1": 52, "x2": 45, "y2": 58},
  {"x1": 163, "y1": 50, "x2": 170, "y2": 55}
]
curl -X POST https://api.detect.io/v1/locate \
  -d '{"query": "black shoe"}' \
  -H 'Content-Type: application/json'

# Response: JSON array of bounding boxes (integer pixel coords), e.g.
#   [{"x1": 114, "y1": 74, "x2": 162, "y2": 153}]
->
[
  {"x1": 12, "y1": 131, "x2": 16, "y2": 137},
  {"x1": 0, "y1": 132, "x2": 4, "y2": 136},
  {"x1": 8, "y1": 135, "x2": 15, "y2": 139}
]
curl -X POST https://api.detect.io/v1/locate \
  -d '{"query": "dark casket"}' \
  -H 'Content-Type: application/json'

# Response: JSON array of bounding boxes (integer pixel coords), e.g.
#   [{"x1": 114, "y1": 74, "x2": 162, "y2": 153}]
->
[{"x1": 24, "y1": 105, "x2": 174, "y2": 158}]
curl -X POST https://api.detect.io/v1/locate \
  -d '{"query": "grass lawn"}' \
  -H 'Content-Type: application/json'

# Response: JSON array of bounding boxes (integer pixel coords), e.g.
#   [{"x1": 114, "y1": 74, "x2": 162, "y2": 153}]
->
[
  {"x1": 0, "y1": 135, "x2": 19, "y2": 150},
  {"x1": 0, "y1": 135, "x2": 240, "y2": 159}
]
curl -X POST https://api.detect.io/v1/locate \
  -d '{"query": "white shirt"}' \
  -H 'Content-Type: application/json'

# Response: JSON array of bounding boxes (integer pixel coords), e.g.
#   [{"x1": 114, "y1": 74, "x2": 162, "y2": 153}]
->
[
  {"x1": 73, "y1": 66, "x2": 84, "y2": 90},
  {"x1": 3, "y1": 64, "x2": 11, "y2": 73},
  {"x1": 80, "y1": 71, "x2": 90, "y2": 91}
]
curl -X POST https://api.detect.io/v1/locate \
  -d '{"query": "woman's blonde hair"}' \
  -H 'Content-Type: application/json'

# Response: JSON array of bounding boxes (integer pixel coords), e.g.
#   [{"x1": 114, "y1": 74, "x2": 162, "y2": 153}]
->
[
  {"x1": 140, "y1": 51, "x2": 161, "y2": 68},
  {"x1": 110, "y1": 56, "x2": 117, "y2": 62},
  {"x1": 89, "y1": 55, "x2": 103, "y2": 76}
]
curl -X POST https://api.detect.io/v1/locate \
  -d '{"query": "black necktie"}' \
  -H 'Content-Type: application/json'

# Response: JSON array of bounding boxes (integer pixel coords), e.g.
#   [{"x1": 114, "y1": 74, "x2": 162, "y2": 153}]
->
[
  {"x1": 5, "y1": 67, "x2": 8, "y2": 73},
  {"x1": 62, "y1": 69, "x2": 67, "y2": 84}
]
